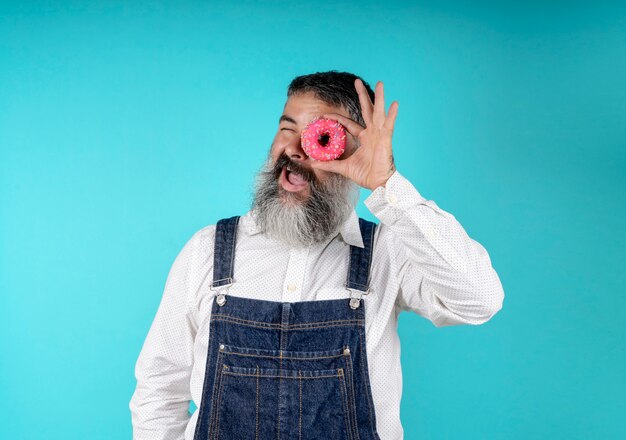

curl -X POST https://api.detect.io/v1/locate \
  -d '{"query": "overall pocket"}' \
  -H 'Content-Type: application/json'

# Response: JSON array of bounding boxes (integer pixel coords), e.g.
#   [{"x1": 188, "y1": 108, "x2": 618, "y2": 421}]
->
[{"x1": 209, "y1": 344, "x2": 359, "y2": 440}]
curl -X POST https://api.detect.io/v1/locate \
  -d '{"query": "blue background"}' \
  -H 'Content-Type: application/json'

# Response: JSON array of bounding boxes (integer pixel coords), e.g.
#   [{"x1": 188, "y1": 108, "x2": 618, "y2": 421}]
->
[{"x1": 1, "y1": 1, "x2": 624, "y2": 439}]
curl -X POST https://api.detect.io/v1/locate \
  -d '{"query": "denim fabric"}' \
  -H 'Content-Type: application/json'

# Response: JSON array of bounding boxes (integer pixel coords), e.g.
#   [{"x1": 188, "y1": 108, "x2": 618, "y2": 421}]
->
[
  {"x1": 211, "y1": 216, "x2": 240, "y2": 288},
  {"x1": 193, "y1": 216, "x2": 380, "y2": 440},
  {"x1": 346, "y1": 219, "x2": 376, "y2": 292}
]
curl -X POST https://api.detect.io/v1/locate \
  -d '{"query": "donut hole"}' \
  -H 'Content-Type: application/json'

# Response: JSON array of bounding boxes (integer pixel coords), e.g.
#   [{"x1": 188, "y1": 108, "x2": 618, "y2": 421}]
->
[{"x1": 318, "y1": 133, "x2": 331, "y2": 147}]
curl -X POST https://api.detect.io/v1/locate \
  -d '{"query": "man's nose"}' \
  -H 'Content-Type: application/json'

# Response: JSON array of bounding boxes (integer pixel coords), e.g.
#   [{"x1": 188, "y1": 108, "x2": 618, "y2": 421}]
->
[{"x1": 284, "y1": 136, "x2": 307, "y2": 162}]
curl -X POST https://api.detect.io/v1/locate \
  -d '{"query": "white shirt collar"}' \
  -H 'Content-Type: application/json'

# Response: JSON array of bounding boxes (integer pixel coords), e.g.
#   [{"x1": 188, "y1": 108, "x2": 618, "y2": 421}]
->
[{"x1": 240, "y1": 209, "x2": 364, "y2": 248}]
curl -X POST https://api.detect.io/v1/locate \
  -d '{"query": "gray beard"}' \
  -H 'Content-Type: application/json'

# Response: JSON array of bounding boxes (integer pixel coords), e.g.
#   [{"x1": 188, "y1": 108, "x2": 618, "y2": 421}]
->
[{"x1": 251, "y1": 155, "x2": 359, "y2": 247}]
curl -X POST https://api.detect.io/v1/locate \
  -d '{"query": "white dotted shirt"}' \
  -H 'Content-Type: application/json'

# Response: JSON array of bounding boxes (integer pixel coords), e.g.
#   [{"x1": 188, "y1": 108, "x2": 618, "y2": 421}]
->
[{"x1": 129, "y1": 171, "x2": 505, "y2": 440}]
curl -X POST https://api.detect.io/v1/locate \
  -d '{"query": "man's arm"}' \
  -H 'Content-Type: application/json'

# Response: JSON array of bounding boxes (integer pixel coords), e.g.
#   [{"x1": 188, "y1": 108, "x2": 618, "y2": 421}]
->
[
  {"x1": 309, "y1": 79, "x2": 504, "y2": 325},
  {"x1": 130, "y1": 232, "x2": 203, "y2": 440},
  {"x1": 365, "y1": 171, "x2": 505, "y2": 327}
]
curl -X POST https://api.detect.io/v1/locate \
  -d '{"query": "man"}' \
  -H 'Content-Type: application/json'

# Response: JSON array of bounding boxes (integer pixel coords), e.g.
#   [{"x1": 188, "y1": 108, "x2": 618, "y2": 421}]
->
[{"x1": 130, "y1": 71, "x2": 505, "y2": 440}]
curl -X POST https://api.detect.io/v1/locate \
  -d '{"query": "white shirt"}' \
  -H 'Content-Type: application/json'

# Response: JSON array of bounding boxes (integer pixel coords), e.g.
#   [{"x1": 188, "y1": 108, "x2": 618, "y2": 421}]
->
[{"x1": 129, "y1": 170, "x2": 505, "y2": 440}]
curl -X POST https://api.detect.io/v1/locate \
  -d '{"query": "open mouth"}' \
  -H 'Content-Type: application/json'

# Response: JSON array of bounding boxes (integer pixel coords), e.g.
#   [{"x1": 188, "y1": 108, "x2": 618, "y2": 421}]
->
[{"x1": 280, "y1": 166, "x2": 309, "y2": 192}]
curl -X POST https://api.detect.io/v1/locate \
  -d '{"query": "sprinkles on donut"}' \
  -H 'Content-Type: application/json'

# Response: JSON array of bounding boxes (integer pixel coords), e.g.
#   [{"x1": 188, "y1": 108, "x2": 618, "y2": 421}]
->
[{"x1": 300, "y1": 116, "x2": 347, "y2": 161}]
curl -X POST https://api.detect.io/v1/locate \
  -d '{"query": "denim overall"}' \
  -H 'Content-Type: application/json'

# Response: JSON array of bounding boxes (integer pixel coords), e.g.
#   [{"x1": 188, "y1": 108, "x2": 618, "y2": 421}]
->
[{"x1": 193, "y1": 216, "x2": 381, "y2": 440}]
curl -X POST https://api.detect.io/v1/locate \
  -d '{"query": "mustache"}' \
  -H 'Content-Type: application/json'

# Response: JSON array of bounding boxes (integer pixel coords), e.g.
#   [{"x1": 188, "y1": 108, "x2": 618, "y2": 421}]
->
[{"x1": 272, "y1": 153, "x2": 317, "y2": 184}]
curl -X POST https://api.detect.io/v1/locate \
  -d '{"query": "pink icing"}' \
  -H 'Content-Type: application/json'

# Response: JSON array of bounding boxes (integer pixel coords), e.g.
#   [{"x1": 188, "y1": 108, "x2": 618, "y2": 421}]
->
[{"x1": 300, "y1": 117, "x2": 346, "y2": 161}]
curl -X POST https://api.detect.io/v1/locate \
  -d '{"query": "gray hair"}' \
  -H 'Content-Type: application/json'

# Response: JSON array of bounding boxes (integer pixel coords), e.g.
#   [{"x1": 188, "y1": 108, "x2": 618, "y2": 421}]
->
[{"x1": 252, "y1": 153, "x2": 358, "y2": 247}]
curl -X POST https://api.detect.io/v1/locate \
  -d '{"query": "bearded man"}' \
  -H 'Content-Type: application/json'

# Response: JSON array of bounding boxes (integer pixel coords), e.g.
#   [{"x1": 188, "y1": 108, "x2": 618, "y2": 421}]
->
[{"x1": 130, "y1": 70, "x2": 505, "y2": 440}]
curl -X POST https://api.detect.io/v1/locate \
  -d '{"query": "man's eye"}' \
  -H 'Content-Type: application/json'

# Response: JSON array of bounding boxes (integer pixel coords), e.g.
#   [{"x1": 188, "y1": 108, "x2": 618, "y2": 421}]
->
[{"x1": 280, "y1": 128, "x2": 294, "y2": 132}]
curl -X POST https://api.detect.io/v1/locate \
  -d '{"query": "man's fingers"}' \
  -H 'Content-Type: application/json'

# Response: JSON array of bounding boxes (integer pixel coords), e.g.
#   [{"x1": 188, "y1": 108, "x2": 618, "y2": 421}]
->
[
  {"x1": 309, "y1": 158, "x2": 347, "y2": 176},
  {"x1": 355, "y1": 78, "x2": 373, "y2": 126},
  {"x1": 322, "y1": 113, "x2": 364, "y2": 138},
  {"x1": 373, "y1": 81, "x2": 386, "y2": 126},
  {"x1": 383, "y1": 101, "x2": 399, "y2": 132}
]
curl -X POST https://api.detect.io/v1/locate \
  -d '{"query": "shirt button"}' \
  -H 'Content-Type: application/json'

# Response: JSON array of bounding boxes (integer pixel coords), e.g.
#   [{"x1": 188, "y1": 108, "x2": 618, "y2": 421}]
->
[
  {"x1": 287, "y1": 284, "x2": 297, "y2": 292},
  {"x1": 387, "y1": 194, "x2": 398, "y2": 205}
]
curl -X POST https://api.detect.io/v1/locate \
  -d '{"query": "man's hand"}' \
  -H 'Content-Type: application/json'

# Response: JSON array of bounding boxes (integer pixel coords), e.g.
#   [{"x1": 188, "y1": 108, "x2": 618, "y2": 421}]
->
[{"x1": 310, "y1": 78, "x2": 399, "y2": 190}]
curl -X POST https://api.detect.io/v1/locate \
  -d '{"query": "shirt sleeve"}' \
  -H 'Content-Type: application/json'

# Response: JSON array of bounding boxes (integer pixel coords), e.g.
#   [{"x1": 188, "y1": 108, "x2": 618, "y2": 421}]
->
[
  {"x1": 364, "y1": 171, "x2": 505, "y2": 327},
  {"x1": 129, "y1": 232, "x2": 201, "y2": 440}
]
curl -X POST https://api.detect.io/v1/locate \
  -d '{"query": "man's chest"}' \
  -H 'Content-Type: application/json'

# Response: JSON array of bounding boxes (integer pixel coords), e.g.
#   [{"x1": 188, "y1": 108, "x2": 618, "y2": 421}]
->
[{"x1": 226, "y1": 236, "x2": 355, "y2": 302}]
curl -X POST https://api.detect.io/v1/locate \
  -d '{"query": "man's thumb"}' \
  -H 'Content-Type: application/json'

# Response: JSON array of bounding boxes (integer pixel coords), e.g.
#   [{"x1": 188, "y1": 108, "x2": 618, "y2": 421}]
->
[{"x1": 310, "y1": 159, "x2": 345, "y2": 176}]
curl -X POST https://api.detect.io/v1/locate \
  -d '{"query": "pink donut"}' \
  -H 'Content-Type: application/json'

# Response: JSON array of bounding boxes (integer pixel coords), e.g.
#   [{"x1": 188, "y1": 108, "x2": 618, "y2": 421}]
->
[{"x1": 300, "y1": 117, "x2": 346, "y2": 161}]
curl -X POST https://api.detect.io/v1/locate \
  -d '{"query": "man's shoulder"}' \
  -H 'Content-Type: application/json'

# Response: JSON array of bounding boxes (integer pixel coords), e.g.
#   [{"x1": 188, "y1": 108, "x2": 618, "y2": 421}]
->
[{"x1": 190, "y1": 222, "x2": 217, "y2": 241}]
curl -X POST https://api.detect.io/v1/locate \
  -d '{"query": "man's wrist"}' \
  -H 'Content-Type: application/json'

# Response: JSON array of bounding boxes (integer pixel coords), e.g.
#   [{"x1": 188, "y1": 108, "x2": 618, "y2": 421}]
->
[{"x1": 371, "y1": 167, "x2": 397, "y2": 190}]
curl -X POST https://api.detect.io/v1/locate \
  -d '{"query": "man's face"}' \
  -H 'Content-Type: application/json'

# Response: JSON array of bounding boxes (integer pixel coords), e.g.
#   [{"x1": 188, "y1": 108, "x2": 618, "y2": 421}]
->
[
  {"x1": 269, "y1": 92, "x2": 357, "y2": 200},
  {"x1": 251, "y1": 92, "x2": 359, "y2": 247}
]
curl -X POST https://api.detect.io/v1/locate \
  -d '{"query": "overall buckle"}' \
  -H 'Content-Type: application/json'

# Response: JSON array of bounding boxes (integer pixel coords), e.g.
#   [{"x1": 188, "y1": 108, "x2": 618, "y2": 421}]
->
[
  {"x1": 210, "y1": 278, "x2": 234, "y2": 307},
  {"x1": 346, "y1": 287, "x2": 370, "y2": 309}
]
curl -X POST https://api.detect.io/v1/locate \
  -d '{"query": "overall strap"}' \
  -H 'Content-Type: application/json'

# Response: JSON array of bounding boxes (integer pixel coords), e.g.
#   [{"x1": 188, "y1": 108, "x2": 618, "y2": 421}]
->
[
  {"x1": 346, "y1": 218, "x2": 377, "y2": 306},
  {"x1": 212, "y1": 216, "x2": 241, "y2": 289}
]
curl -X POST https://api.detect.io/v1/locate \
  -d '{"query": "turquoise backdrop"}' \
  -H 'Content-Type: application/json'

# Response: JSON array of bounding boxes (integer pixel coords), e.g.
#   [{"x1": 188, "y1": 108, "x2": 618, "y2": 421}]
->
[{"x1": 1, "y1": 1, "x2": 624, "y2": 439}]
